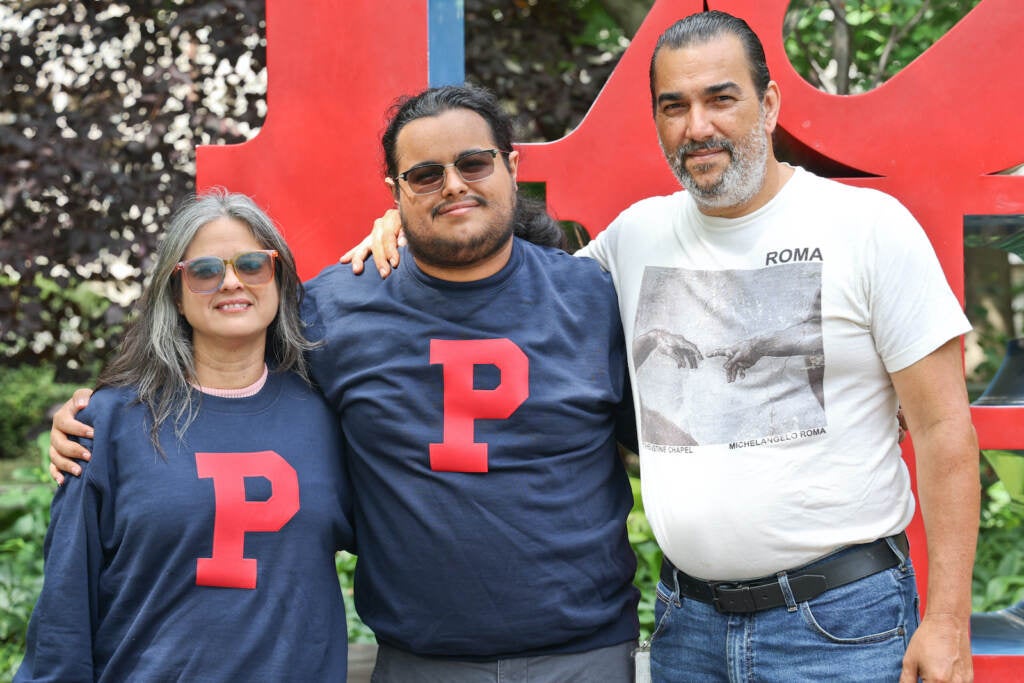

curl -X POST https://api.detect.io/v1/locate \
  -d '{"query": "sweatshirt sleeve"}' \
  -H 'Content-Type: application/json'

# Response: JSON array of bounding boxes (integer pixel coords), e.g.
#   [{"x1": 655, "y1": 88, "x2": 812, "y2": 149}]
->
[{"x1": 16, "y1": 413, "x2": 111, "y2": 682}]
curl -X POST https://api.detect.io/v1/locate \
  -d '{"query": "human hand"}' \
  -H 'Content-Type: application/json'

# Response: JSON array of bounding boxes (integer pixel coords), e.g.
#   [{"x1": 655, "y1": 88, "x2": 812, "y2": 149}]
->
[
  {"x1": 338, "y1": 208, "x2": 405, "y2": 277},
  {"x1": 662, "y1": 335, "x2": 703, "y2": 369},
  {"x1": 48, "y1": 388, "x2": 94, "y2": 485},
  {"x1": 707, "y1": 339, "x2": 762, "y2": 383},
  {"x1": 899, "y1": 613, "x2": 973, "y2": 683},
  {"x1": 634, "y1": 329, "x2": 703, "y2": 370}
]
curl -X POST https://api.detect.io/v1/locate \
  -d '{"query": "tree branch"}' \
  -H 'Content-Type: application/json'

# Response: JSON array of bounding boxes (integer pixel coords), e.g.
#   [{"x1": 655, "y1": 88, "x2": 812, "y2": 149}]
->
[
  {"x1": 871, "y1": 0, "x2": 931, "y2": 89},
  {"x1": 826, "y1": 0, "x2": 851, "y2": 94}
]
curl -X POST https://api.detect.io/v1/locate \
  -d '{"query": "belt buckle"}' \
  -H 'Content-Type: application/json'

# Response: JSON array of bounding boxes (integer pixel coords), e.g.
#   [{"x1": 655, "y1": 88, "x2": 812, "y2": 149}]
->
[{"x1": 710, "y1": 582, "x2": 757, "y2": 613}]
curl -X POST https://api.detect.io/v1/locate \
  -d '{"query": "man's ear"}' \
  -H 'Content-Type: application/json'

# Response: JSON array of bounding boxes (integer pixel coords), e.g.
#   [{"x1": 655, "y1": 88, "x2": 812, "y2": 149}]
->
[
  {"x1": 506, "y1": 149, "x2": 519, "y2": 181},
  {"x1": 763, "y1": 81, "x2": 781, "y2": 134}
]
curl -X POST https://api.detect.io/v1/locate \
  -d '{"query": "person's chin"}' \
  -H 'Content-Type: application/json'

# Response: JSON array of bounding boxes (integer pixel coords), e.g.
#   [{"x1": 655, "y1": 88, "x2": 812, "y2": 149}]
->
[{"x1": 682, "y1": 174, "x2": 723, "y2": 197}]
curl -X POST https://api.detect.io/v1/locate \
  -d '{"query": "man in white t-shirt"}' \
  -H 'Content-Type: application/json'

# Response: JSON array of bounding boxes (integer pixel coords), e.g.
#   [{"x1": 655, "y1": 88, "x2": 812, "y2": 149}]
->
[
  {"x1": 574, "y1": 11, "x2": 978, "y2": 683},
  {"x1": 310, "y1": 10, "x2": 979, "y2": 682}
]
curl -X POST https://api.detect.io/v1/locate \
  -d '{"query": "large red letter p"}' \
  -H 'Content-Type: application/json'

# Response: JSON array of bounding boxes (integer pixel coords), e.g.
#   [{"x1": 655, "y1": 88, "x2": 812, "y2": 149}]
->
[
  {"x1": 195, "y1": 451, "x2": 300, "y2": 589},
  {"x1": 429, "y1": 338, "x2": 529, "y2": 472}
]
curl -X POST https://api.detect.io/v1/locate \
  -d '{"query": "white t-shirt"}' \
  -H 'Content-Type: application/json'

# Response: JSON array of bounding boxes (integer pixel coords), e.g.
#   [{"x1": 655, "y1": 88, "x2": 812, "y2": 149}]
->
[{"x1": 580, "y1": 166, "x2": 971, "y2": 580}]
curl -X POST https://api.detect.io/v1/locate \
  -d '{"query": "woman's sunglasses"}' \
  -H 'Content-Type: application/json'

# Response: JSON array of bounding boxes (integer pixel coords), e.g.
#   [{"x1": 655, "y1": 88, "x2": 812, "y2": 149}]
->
[{"x1": 174, "y1": 250, "x2": 278, "y2": 294}]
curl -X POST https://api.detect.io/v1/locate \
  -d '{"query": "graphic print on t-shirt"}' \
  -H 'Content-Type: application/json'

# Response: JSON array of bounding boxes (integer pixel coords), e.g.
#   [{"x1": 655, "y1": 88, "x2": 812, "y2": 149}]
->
[{"x1": 633, "y1": 262, "x2": 825, "y2": 449}]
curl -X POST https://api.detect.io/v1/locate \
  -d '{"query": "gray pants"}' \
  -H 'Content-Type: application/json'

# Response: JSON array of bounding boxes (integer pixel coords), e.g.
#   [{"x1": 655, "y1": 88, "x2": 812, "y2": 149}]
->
[{"x1": 371, "y1": 640, "x2": 636, "y2": 683}]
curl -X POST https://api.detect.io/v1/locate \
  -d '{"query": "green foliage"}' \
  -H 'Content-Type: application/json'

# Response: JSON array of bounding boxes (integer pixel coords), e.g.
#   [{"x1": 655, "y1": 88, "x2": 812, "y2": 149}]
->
[
  {"x1": 1, "y1": 272, "x2": 116, "y2": 383},
  {"x1": 973, "y1": 461, "x2": 1024, "y2": 613},
  {"x1": 0, "y1": 364, "x2": 82, "y2": 460},
  {"x1": 336, "y1": 551, "x2": 374, "y2": 644},
  {"x1": 628, "y1": 475, "x2": 661, "y2": 641},
  {"x1": 0, "y1": 434, "x2": 53, "y2": 680},
  {"x1": 784, "y1": 0, "x2": 982, "y2": 94},
  {"x1": 571, "y1": 0, "x2": 631, "y2": 53},
  {"x1": 969, "y1": 329, "x2": 1009, "y2": 385}
]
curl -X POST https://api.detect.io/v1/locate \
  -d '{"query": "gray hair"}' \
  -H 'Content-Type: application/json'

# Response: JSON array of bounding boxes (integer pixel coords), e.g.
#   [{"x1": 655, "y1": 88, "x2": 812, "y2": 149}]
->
[{"x1": 96, "y1": 188, "x2": 314, "y2": 450}]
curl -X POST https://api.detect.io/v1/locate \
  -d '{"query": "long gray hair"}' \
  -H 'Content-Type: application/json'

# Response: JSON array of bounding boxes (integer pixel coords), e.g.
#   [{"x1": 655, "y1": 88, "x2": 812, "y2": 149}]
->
[{"x1": 96, "y1": 188, "x2": 314, "y2": 449}]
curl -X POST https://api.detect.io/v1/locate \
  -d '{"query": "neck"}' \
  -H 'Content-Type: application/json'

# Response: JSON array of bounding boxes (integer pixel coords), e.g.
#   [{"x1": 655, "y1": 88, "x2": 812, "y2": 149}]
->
[
  {"x1": 698, "y1": 159, "x2": 794, "y2": 219},
  {"x1": 192, "y1": 339, "x2": 268, "y2": 389},
  {"x1": 411, "y1": 237, "x2": 514, "y2": 282}
]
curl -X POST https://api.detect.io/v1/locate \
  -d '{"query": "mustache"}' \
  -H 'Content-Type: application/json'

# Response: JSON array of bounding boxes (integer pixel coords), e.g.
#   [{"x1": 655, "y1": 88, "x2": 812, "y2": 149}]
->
[
  {"x1": 678, "y1": 138, "x2": 735, "y2": 158},
  {"x1": 431, "y1": 195, "x2": 488, "y2": 219}
]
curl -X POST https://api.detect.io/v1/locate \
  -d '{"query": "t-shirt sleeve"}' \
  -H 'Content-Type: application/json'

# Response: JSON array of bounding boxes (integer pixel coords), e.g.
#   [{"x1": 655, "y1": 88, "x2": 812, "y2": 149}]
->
[{"x1": 867, "y1": 195, "x2": 972, "y2": 373}]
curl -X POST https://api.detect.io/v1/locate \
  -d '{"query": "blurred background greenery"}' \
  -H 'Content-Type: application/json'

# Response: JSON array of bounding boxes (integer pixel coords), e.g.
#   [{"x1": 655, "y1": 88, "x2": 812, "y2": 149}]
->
[{"x1": 4, "y1": 0, "x2": 1021, "y2": 678}]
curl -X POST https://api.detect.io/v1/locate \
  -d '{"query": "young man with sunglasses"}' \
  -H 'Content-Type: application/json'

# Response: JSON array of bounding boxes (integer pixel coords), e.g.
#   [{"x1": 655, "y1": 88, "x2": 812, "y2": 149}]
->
[{"x1": 50, "y1": 85, "x2": 640, "y2": 682}]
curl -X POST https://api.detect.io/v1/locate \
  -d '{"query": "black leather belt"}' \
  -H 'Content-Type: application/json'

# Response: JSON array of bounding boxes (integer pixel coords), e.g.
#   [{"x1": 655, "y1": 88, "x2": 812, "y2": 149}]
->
[{"x1": 659, "y1": 532, "x2": 909, "y2": 614}]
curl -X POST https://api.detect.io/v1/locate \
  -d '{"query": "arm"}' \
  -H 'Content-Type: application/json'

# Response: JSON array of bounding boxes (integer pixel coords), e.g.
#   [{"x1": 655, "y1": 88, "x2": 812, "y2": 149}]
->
[
  {"x1": 338, "y1": 208, "x2": 405, "y2": 277},
  {"x1": 18, "y1": 443, "x2": 105, "y2": 681},
  {"x1": 48, "y1": 388, "x2": 94, "y2": 484},
  {"x1": 892, "y1": 338, "x2": 978, "y2": 683}
]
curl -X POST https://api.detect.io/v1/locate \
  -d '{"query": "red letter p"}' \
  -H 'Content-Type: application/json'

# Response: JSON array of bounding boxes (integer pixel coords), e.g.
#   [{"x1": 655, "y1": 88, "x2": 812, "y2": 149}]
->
[
  {"x1": 429, "y1": 338, "x2": 529, "y2": 472},
  {"x1": 195, "y1": 451, "x2": 300, "y2": 589}
]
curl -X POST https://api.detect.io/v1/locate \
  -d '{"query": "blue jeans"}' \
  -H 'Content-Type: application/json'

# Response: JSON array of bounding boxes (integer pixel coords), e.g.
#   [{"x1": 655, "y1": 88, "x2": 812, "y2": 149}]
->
[{"x1": 650, "y1": 539, "x2": 920, "y2": 682}]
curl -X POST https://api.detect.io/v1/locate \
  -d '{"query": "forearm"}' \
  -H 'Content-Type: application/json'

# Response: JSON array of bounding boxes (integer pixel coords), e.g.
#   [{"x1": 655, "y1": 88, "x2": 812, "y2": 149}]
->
[
  {"x1": 914, "y1": 421, "x2": 980, "y2": 619},
  {"x1": 890, "y1": 338, "x2": 977, "y2": 680},
  {"x1": 890, "y1": 338, "x2": 979, "y2": 617}
]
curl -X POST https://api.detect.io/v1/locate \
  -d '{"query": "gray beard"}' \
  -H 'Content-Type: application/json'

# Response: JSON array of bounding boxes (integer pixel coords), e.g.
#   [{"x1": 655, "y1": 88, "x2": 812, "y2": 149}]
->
[{"x1": 662, "y1": 121, "x2": 769, "y2": 212}]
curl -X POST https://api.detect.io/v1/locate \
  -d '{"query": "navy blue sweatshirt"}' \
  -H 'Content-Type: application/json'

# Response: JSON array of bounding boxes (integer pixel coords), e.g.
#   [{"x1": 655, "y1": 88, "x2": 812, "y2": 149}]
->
[
  {"x1": 16, "y1": 371, "x2": 353, "y2": 682},
  {"x1": 303, "y1": 238, "x2": 638, "y2": 658}
]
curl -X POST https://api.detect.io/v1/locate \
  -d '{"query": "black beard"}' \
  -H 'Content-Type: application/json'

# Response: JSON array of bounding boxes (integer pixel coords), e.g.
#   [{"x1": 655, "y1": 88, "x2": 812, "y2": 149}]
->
[{"x1": 401, "y1": 197, "x2": 516, "y2": 271}]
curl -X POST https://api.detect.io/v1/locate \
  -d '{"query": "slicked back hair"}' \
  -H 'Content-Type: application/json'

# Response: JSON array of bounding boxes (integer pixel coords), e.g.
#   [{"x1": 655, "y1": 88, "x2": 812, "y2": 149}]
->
[{"x1": 649, "y1": 10, "x2": 771, "y2": 114}]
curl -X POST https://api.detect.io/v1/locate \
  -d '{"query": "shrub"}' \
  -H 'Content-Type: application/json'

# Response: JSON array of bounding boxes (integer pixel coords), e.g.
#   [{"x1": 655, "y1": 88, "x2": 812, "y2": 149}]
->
[
  {"x1": 0, "y1": 434, "x2": 51, "y2": 679},
  {"x1": 628, "y1": 475, "x2": 661, "y2": 641},
  {"x1": 0, "y1": 364, "x2": 82, "y2": 460},
  {"x1": 973, "y1": 471, "x2": 1024, "y2": 613}
]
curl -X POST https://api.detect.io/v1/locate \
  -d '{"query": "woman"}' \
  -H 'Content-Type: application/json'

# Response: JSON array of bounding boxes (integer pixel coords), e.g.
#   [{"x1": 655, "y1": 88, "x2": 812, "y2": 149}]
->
[{"x1": 16, "y1": 189, "x2": 352, "y2": 682}]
